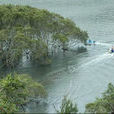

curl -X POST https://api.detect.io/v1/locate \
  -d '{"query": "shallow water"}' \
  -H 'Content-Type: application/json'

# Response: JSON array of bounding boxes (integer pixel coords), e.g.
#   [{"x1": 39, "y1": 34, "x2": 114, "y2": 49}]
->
[{"x1": 0, "y1": 0, "x2": 114, "y2": 113}]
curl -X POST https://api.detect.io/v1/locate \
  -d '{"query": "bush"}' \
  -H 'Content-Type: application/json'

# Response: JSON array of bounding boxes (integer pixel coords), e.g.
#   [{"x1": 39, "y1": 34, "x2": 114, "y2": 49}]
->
[
  {"x1": 85, "y1": 83, "x2": 114, "y2": 113},
  {"x1": 55, "y1": 96, "x2": 78, "y2": 114},
  {"x1": 0, "y1": 73, "x2": 46, "y2": 113}
]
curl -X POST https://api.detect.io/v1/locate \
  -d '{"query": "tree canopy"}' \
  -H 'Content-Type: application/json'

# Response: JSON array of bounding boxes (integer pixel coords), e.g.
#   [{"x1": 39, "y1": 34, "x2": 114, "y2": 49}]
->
[
  {"x1": 85, "y1": 83, "x2": 114, "y2": 113},
  {"x1": 0, "y1": 73, "x2": 46, "y2": 113},
  {"x1": 0, "y1": 4, "x2": 88, "y2": 67}
]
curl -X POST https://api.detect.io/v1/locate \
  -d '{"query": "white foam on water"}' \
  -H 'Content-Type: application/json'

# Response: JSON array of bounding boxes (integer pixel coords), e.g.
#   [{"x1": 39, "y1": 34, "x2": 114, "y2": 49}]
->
[
  {"x1": 95, "y1": 42, "x2": 111, "y2": 47},
  {"x1": 80, "y1": 53, "x2": 112, "y2": 67},
  {"x1": 68, "y1": 52, "x2": 113, "y2": 73}
]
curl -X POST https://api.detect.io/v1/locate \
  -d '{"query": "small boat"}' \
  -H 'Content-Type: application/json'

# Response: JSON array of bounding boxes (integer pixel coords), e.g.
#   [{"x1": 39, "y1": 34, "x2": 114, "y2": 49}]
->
[
  {"x1": 108, "y1": 48, "x2": 114, "y2": 53},
  {"x1": 85, "y1": 39, "x2": 96, "y2": 45}
]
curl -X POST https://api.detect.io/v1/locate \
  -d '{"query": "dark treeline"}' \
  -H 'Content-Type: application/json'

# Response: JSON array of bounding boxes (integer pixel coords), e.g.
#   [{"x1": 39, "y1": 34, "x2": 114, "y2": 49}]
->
[{"x1": 0, "y1": 5, "x2": 88, "y2": 67}]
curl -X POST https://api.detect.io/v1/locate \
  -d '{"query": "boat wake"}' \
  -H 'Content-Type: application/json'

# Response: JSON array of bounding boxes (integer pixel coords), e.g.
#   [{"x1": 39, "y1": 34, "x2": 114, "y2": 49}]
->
[
  {"x1": 68, "y1": 52, "x2": 113, "y2": 73},
  {"x1": 80, "y1": 52, "x2": 113, "y2": 67},
  {"x1": 95, "y1": 42, "x2": 111, "y2": 47},
  {"x1": 46, "y1": 41, "x2": 114, "y2": 81},
  {"x1": 46, "y1": 52, "x2": 113, "y2": 80}
]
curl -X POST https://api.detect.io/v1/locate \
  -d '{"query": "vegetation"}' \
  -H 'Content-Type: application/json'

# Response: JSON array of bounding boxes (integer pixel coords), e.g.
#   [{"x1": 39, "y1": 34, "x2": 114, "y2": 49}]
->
[
  {"x1": 0, "y1": 74, "x2": 113, "y2": 113},
  {"x1": 0, "y1": 4, "x2": 88, "y2": 68},
  {"x1": 85, "y1": 83, "x2": 114, "y2": 113},
  {"x1": 55, "y1": 83, "x2": 114, "y2": 113},
  {"x1": 0, "y1": 73, "x2": 46, "y2": 113},
  {"x1": 55, "y1": 96, "x2": 78, "y2": 114}
]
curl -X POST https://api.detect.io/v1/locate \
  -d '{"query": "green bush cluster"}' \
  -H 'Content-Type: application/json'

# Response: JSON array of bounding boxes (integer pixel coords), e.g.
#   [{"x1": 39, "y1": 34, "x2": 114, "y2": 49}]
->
[{"x1": 0, "y1": 73, "x2": 46, "y2": 113}]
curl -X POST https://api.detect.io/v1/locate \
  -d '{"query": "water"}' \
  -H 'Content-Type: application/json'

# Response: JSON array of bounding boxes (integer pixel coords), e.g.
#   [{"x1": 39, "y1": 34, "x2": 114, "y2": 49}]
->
[{"x1": 0, "y1": 0, "x2": 114, "y2": 113}]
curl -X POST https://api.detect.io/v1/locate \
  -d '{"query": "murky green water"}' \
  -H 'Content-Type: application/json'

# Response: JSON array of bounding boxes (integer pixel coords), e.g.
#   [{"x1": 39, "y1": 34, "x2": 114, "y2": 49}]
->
[{"x1": 0, "y1": 0, "x2": 114, "y2": 113}]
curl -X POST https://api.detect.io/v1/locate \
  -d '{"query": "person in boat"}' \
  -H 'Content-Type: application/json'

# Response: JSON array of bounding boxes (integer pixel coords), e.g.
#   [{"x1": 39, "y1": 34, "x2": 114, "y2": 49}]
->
[
  {"x1": 93, "y1": 41, "x2": 96, "y2": 44},
  {"x1": 85, "y1": 39, "x2": 92, "y2": 45},
  {"x1": 88, "y1": 39, "x2": 92, "y2": 44},
  {"x1": 111, "y1": 46, "x2": 114, "y2": 53}
]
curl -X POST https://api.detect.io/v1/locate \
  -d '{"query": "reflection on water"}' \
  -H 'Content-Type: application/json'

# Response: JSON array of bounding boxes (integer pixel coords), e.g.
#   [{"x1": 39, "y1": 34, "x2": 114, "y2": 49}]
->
[{"x1": 0, "y1": 0, "x2": 114, "y2": 113}]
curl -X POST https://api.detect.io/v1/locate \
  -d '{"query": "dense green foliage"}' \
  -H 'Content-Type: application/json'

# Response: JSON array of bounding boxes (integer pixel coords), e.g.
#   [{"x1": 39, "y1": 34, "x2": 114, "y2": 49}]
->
[
  {"x1": 0, "y1": 73, "x2": 46, "y2": 113},
  {"x1": 55, "y1": 96, "x2": 78, "y2": 114},
  {"x1": 0, "y1": 4, "x2": 88, "y2": 67},
  {"x1": 85, "y1": 83, "x2": 114, "y2": 113}
]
